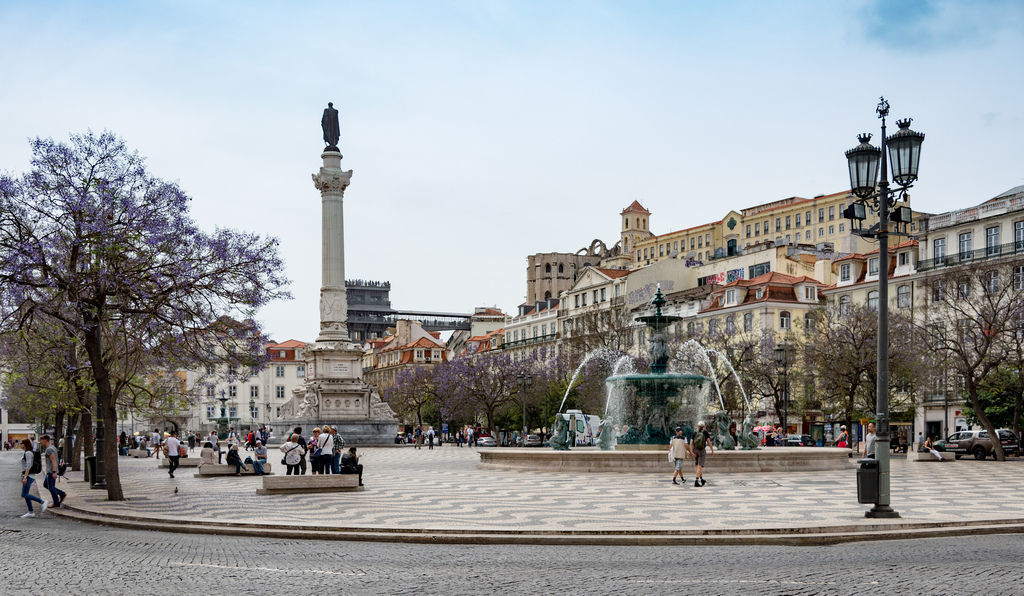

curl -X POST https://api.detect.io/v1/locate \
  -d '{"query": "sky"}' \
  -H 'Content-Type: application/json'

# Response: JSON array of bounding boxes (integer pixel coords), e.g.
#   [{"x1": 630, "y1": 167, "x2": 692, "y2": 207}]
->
[{"x1": 1, "y1": 0, "x2": 1023, "y2": 342}]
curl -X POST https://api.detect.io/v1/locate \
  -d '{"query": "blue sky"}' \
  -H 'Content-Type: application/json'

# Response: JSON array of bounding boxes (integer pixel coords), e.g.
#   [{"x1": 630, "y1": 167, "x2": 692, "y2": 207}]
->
[{"x1": 2, "y1": 0, "x2": 1022, "y2": 340}]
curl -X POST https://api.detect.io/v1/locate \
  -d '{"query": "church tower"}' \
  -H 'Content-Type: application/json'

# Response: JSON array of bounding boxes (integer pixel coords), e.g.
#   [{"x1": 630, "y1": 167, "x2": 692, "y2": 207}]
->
[{"x1": 620, "y1": 200, "x2": 651, "y2": 261}]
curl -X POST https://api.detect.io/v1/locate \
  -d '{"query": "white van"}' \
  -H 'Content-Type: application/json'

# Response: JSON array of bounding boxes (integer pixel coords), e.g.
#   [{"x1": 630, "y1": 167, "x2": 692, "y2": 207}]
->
[{"x1": 558, "y1": 410, "x2": 602, "y2": 446}]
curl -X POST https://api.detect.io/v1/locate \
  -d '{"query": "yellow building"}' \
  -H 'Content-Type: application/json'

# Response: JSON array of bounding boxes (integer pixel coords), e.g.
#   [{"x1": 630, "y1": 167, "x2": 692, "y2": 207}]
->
[{"x1": 632, "y1": 191, "x2": 923, "y2": 269}]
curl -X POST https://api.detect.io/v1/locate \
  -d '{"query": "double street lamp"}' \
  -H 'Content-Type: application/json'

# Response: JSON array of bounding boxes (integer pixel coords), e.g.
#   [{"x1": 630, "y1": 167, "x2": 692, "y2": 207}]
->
[
  {"x1": 517, "y1": 373, "x2": 533, "y2": 446},
  {"x1": 843, "y1": 97, "x2": 925, "y2": 519},
  {"x1": 773, "y1": 341, "x2": 795, "y2": 434}
]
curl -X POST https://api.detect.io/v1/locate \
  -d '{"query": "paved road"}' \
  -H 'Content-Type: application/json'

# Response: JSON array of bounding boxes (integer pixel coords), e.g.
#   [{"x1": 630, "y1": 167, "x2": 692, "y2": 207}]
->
[{"x1": 2, "y1": 452, "x2": 1024, "y2": 594}]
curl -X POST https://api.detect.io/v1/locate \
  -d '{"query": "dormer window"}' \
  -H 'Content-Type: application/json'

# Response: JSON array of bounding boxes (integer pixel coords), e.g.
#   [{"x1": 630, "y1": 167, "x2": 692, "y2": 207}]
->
[
  {"x1": 755, "y1": 288, "x2": 765, "y2": 299},
  {"x1": 804, "y1": 286, "x2": 817, "y2": 301},
  {"x1": 869, "y1": 258, "x2": 879, "y2": 276},
  {"x1": 898, "y1": 251, "x2": 910, "y2": 266},
  {"x1": 840, "y1": 263, "x2": 851, "y2": 282},
  {"x1": 726, "y1": 289, "x2": 736, "y2": 304}
]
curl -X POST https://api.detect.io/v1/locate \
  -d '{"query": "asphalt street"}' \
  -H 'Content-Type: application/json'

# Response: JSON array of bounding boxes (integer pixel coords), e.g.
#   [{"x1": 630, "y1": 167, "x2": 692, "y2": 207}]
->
[{"x1": 2, "y1": 451, "x2": 1023, "y2": 595}]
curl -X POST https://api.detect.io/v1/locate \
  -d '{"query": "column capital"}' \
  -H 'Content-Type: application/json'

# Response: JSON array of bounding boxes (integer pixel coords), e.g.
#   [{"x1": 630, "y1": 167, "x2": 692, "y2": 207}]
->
[{"x1": 312, "y1": 168, "x2": 353, "y2": 194}]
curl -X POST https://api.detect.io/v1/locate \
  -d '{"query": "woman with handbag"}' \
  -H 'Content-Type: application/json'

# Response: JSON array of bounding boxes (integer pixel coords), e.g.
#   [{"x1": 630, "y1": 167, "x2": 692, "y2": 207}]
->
[{"x1": 280, "y1": 434, "x2": 305, "y2": 476}]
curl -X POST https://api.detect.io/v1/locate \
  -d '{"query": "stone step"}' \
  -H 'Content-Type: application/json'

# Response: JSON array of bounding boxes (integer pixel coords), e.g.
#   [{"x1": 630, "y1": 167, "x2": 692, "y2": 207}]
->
[
  {"x1": 256, "y1": 473, "x2": 362, "y2": 494},
  {"x1": 158, "y1": 457, "x2": 203, "y2": 467},
  {"x1": 195, "y1": 462, "x2": 273, "y2": 476}
]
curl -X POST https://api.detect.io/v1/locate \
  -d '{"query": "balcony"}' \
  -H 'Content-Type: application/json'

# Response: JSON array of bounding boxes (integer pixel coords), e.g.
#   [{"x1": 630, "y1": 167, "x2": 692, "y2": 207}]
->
[
  {"x1": 917, "y1": 241, "x2": 1024, "y2": 271},
  {"x1": 501, "y1": 333, "x2": 557, "y2": 350}
]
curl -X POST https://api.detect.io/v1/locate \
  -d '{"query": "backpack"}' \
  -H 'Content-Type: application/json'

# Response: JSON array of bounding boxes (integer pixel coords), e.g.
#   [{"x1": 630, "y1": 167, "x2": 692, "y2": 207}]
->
[
  {"x1": 692, "y1": 431, "x2": 707, "y2": 451},
  {"x1": 30, "y1": 449, "x2": 42, "y2": 474}
]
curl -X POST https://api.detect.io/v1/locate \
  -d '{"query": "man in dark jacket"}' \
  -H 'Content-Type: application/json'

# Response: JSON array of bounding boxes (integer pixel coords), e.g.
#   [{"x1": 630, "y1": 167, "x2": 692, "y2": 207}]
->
[
  {"x1": 340, "y1": 447, "x2": 363, "y2": 486},
  {"x1": 293, "y1": 426, "x2": 308, "y2": 475}
]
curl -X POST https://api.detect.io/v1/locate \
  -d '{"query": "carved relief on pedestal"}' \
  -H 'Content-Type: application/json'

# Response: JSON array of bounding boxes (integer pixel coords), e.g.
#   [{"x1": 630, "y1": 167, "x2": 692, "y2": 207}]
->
[
  {"x1": 294, "y1": 383, "x2": 321, "y2": 419},
  {"x1": 319, "y1": 290, "x2": 347, "y2": 322},
  {"x1": 312, "y1": 169, "x2": 352, "y2": 194},
  {"x1": 369, "y1": 389, "x2": 398, "y2": 421}
]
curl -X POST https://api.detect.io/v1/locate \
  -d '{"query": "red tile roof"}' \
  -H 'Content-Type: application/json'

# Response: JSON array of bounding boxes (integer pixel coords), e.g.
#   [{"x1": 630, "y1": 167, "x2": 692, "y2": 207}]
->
[
  {"x1": 621, "y1": 200, "x2": 651, "y2": 215},
  {"x1": 595, "y1": 267, "x2": 630, "y2": 279},
  {"x1": 269, "y1": 339, "x2": 307, "y2": 348}
]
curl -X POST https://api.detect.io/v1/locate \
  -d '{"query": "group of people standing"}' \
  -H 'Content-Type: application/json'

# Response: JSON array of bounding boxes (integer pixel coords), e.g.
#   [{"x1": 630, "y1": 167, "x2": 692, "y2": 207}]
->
[{"x1": 279, "y1": 426, "x2": 362, "y2": 485}]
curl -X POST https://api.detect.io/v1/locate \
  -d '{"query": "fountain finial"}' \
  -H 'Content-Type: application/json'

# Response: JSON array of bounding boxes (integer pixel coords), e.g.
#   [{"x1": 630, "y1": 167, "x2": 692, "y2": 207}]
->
[{"x1": 651, "y1": 286, "x2": 666, "y2": 316}]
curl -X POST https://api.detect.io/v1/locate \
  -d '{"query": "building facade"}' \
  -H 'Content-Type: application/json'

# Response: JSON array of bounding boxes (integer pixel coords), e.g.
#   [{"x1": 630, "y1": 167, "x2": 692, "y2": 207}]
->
[{"x1": 346, "y1": 279, "x2": 395, "y2": 342}]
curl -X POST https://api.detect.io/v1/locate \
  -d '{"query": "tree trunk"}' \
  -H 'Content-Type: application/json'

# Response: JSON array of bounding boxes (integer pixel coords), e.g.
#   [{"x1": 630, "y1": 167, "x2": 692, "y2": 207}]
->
[
  {"x1": 80, "y1": 410, "x2": 94, "y2": 458},
  {"x1": 82, "y1": 319, "x2": 124, "y2": 500},
  {"x1": 1013, "y1": 389, "x2": 1022, "y2": 446},
  {"x1": 54, "y1": 409, "x2": 65, "y2": 455},
  {"x1": 65, "y1": 413, "x2": 79, "y2": 469},
  {"x1": 968, "y1": 386, "x2": 1005, "y2": 461}
]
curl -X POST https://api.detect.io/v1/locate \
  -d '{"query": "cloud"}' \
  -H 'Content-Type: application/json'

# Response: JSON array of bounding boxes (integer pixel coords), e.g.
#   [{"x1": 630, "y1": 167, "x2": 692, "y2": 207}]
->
[{"x1": 858, "y1": 0, "x2": 1024, "y2": 51}]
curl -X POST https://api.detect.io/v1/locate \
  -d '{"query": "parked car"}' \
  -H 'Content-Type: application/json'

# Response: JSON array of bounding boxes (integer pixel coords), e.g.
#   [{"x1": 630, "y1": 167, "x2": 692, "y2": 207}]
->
[
  {"x1": 476, "y1": 436, "x2": 497, "y2": 447},
  {"x1": 523, "y1": 434, "x2": 544, "y2": 447},
  {"x1": 935, "y1": 429, "x2": 1019, "y2": 460},
  {"x1": 784, "y1": 434, "x2": 806, "y2": 447}
]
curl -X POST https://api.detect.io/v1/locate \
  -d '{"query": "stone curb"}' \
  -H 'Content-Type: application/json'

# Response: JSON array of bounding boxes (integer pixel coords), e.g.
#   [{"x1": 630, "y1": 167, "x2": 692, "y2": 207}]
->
[{"x1": 48, "y1": 506, "x2": 1024, "y2": 546}]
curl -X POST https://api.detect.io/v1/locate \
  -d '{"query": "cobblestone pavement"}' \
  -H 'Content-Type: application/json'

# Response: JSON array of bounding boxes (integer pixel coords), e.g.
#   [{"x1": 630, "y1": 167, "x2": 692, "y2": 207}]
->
[
  {"x1": 34, "y1": 446, "x2": 1024, "y2": 532},
  {"x1": 3, "y1": 452, "x2": 1024, "y2": 594}
]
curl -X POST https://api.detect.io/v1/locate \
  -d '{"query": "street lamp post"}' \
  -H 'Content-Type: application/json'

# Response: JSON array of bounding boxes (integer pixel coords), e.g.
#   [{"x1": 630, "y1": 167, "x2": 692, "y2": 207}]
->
[
  {"x1": 249, "y1": 397, "x2": 256, "y2": 431},
  {"x1": 773, "y1": 342, "x2": 794, "y2": 435},
  {"x1": 517, "y1": 373, "x2": 532, "y2": 446},
  {"x1": 843, "y1": 96, "x2": 924, "y2": 519}
]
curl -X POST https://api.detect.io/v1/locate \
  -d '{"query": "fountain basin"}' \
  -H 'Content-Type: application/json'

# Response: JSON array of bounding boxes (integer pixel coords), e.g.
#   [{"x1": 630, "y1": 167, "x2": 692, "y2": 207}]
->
[{"x1": 479, "y1": 447, "x2": 856, "y2": 474}]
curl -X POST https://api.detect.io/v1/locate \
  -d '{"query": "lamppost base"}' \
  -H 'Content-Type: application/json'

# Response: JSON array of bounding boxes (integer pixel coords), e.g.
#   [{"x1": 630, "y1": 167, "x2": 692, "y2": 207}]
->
[
  {"x1": 865, "y1": 505, "x2": 900, "y2": 519},
  {"x1": 90, "y1": 481, "x2": 107, "y2": 490}
]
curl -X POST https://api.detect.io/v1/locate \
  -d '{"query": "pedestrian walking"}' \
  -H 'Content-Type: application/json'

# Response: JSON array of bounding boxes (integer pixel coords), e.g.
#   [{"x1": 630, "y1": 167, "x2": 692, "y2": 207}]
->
[
  {"x1": 669, "y1": 427, "x2": 689, "y2": 485},
  {"x1": 39, "y1": 435, "x2": 66, "y2": 508},
  {"x1": 280, "y1": 434, "x2": 305, "y2": 476},
  {"x1": 836, "y1": 425, "x2": 849, "y2": 448},
  {"x1": 187, "y1": 431, "x2": 196, "y2": 453},
  {"x1": 916, "y1": 431, "x2": 924, "y2": 453},
  {"x1": 165, "y1": 431, "x2": 181, "y2": 478},
  {"x1": 414, "y1": 427, "x2": 423, "y2": 450},
  {"x1": 340, "y1": 447, "x2": 364, "y2": 486},
  {"x1": 151, "y1": 429, "x2": 162, "y2": 460},
  {"x1": 18, "y1": 439, "x2": 46, "y2": 518},
  {"x1": 692, "y1": 421, "x2": 713, "y2": 487},
  {"x1": 427, "y1": 427, "x2": 435, "y2": 450},
  {"x1": 862, "y1": 422, "x2": 877, "y2": 459}
]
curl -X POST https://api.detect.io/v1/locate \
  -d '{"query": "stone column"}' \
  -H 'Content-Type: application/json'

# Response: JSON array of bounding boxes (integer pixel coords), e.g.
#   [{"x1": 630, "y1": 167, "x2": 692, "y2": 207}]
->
[{"x1": 311, "y1": 150, "x2": 353, "y2": 345}]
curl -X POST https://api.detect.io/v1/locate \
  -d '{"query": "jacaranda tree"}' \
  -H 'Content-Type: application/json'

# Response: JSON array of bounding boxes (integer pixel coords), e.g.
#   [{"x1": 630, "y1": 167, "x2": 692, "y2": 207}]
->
[{"x1": 0, "y1": 132, "x2": 290, "y2": 500}]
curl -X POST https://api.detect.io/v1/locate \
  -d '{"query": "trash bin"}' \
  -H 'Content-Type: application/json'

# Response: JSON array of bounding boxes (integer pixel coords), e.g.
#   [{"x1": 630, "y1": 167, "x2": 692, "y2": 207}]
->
[
  {"x1": 857, "y1": 458, "x2": 878, "y2": 504},
  {"x1": 85, "y1": 455, "x2": 96, "y2": 486}
]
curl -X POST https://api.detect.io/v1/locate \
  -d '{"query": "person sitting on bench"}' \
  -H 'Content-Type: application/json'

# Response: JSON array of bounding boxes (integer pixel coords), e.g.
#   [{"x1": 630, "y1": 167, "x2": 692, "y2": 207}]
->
[
  {"x1": 924, "y1": 436, "x2": 944, "y2": 461},
  {"x1": 225, "y1": 444, "x2": 244, "y2": 476},
  {"x1": 340, "y1": 447, "x2": 363, "y2": 486}
]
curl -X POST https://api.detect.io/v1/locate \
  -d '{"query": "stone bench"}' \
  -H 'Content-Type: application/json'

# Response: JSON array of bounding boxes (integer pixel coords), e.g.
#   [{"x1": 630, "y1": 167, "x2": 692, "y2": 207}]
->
[
  {"x1": 195, "y1": 462, "x2": 273, "y2": 476},
  {"x1": 256, "y1": 473, "x2": 362, "y2": 495},
  {"x1": 127, "y1": 449, "x2": 151, "y2": 458},
  {"x1": 914, "y1": 451, "x2": 953, "y2": 462},
  {"x1": 158, "y1": 457, "x2": 202, "y2": 468}
]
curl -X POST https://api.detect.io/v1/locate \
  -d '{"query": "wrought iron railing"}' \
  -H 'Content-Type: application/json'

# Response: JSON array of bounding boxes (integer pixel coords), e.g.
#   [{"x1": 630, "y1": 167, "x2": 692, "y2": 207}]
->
[{"x1": 916, "y1": 240, "x2": 1024, "y2": 271}]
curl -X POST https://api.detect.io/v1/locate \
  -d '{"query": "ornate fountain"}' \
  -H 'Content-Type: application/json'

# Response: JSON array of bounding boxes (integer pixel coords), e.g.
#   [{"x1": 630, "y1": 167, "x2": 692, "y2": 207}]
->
[{"x1": 607, "y1": 287, "x2": 709, "y2": 446}]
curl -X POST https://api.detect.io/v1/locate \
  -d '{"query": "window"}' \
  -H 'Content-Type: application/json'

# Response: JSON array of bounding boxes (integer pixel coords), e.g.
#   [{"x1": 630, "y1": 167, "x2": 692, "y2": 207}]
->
[
  {"x1": 755, "y1": 223, "x2": 760, "y2": 236},
  {"x1": 796, "y1": 213, "x2": 802, "y2": 227},
  {"x1": 1016, "y1": 221, "x2": 1024, "y2": 250},
  {"x1": 785, "y1": 215, "x2": 791, "y2": 230},
  {"x1": 867, "y1": 290, "x2": 879, "y2": 311},
  {"x1": 687, "y1": 321, "x2": 695, "y2": 335},
  {"x1": 592, "y1": 290, "x2": 599, "y2": 303},
  {"x1": 933, "y1": 237, "x2": 946, "y2": 263},
  {"x1": 533, "y1": 325, "x2": 538, "y2": 338},
  {"x1": 673, "y1": 241, "x2": 678, "y2": 251},
  {"x1": 698, "y1": 236, "x2": 703, "y2": 248},
  {"x1": 206, "y1": 406, "x2": 216, "y2": 419},
  {"x1": 205, "y1": 364, "x2": 215, "y2": 375},
  {"x1": 415, "y1": 349, "x2": 424, "y2": 359},
  {"x1": 690, "y1": 238, "x2": 695, "y2": 250},
  {"x1": 205, "y1": 385, "x2": 215, "y2": 398},
  {"x1": 779, "y1": 311, "x2": 791, "y2": 330},
  {"x1": 250, "y1": 386, "x2": 259, "y2": 398},
  {"x1": 228, "y1": 385, "x2": 237, "y2": 397},
  {"x1": 804, "y1": 286, "x2": 817, "y2": 301},
  {"x1": 775, "y1": 218, "x2": 781, "y2": 232},
  {"x1": 637, "y1": 250, "x2": 641, "y2": 260},
  {"x1": 898, "y1": 251, "x2": 910, "y2": 266},
  {"x1": 840, "y1": 263, "x2": 851, "y2": 282},
  {"x1": 600, "y1": 288, "x2": 606, "y2": 301},
  {"x1": 763, "y1": 219, "x2": 769, "y2": 232},
  {"x1": 708, "y1": 319, "x2": 718, "y2": 334},
  {"x1": 725, "y1": 316, "x2": 736, "y2": 334},
  {"x1": 755, "y1": 288, "x2": 765, "y2": 299},
  {"x1": 726, "y1": 289, "x2": 736, "y2": 304},
  {"x1": 296, "y1": 365, "x2": 305, "y2": 378},
  {"x1": 276, "y1": 386, "x2": 285, "y2": 399},
  {"x1": 957, "y1": 278, "x2": 970, "y2": 299},
  {"x1": 558, "y1": 263, "x2": 564, "y2": 273},
  {"x1": 1015, "y1": 265, "x2": 1024, "y2": 290},
  {"x1": 868, "y1": 258, "x2": 879, "y2": 276},
  {"x1": 785, "y1": 234, "x2": 791, "y2": 244},
  {"x1": 276, "y1": 407, "x2": 281, "y2": 418},
  {"x1": 818, "y1": 208, "x2": 825, "y2": 222},
  {"x1": 574, "y1": 294, "x2": 580, "y2": 308},
  {"x1": 743, "y1": 312, "x2": 753, "y2": 332},
  {"x1": 985, "y1": 271, "x2": 999, "y2": 295},
  {"x1": 746, "y1": 225, "x2": 751, "y2": 237},
  {"x1": 829, "y1": 206, "x2": 835, "y2": 220},
  {"x1": 986, "y1": 226, "x2": 1000, "y2": 256},
  {"x1": 433, "y1": 350, "x2": 441, "y2": 359},
  {"x1": 805, "y1": 230, "x2": 811, "y2": 240},
  {"x1": 749, "y1": 262, "x2": 770, "y2": 278},
  {"x1": 659, "y1": 245, "x2": 664, "y2": 257},
  {"x1": 959, "y1": 232, "x2": 973, "y2": 259},
  {"x1": 615, "y1": 284, "x2": 621, "y2": 298},
  {"x1": 839, "y1": 223, "x2": 845, "y2": 232},
  {"x1": 897, "y1": 285, "x2": 910, "y2": 308},
  {"x1": 705, "y1": 234, "x2": 710, "y2": 246},
  {"x1": 545, "y1": 263, "x2": 551, "y2": 273},
  {"x1": 818, "y1": 227, "x2": 824, "y2": 237},
  {"x1": 275, "y1": 365, "x2": 285, "y2": 377},
  {"x1": 581, "y1": 293, "x2": 587, "y2": 306},
  {"x1": 228, "y1": 365, "x2": 238, "y2": 377},
  {"x1": 839, "y1": 295, "x2": 851, "y2": 316},
  {"x1": 828, "y1": 225, "x2": 834, "y2": 235},
  {"x1": 228, "y1": 406, "x2": 237, "y2": 418},
  {"x1": 250, "y1": 406, "x2": 259, "y2": 419}
]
